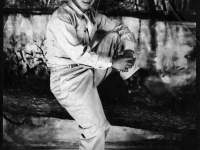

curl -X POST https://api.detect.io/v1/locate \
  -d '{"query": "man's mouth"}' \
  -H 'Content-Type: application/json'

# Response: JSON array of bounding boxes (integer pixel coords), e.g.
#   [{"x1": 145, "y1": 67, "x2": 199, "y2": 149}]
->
[{"x1": 83, "y1": 1, "x2": 92, "y2": 5}]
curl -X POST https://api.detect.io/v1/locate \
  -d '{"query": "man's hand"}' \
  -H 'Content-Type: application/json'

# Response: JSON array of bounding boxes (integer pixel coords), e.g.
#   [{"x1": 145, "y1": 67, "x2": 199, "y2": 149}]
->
[{"x1": 112, "y1": 50, "x2": 135, "y2": 72}]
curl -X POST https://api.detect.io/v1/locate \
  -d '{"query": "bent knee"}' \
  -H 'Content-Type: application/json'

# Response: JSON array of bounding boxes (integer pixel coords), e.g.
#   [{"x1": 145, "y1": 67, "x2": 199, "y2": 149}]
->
[{"x1": 106, "y1": 32, "x2": 120, "y2": 40}]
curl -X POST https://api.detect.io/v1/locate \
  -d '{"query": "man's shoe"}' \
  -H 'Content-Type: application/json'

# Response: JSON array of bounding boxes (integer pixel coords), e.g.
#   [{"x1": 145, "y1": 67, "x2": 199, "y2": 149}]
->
[{"x1": 126, "y1": 69, "x2": 158, "y2": 106}]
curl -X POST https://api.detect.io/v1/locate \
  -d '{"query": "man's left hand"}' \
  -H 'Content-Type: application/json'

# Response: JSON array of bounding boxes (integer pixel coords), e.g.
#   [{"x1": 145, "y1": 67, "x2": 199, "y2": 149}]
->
[{"x1": 122, "y1": 50, "x2": 136, "y2": 71}]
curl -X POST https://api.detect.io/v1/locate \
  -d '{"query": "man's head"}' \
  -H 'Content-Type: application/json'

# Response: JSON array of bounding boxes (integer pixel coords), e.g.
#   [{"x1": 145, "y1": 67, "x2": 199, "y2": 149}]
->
[{"x1": 72, "y1": 0, "x2": 95, "y2": 12}]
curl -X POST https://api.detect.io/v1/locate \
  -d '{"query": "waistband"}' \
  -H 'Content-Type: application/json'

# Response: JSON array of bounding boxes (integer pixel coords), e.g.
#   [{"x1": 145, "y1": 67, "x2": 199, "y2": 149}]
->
[{"x1": 48, "y1": 64, "x2": 79, "y2": 72}]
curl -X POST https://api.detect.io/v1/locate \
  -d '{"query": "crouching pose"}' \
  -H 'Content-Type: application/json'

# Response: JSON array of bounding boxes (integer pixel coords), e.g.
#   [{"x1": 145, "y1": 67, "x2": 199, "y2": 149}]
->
[{"x1": 45, "y1": 0, "x2": 154, "y2": 149}]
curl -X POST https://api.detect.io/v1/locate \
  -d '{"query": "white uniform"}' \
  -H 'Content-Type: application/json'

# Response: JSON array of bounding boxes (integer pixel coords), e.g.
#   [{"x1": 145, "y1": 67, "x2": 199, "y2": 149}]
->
[{"x1": 46, "y1": 0, "x2": 139, "y2": 149}]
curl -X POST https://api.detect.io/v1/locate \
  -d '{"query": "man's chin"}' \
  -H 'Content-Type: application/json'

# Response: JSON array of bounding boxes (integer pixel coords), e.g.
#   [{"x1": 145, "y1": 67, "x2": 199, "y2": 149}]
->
[
  {"x1": 82, "y1": 3, "x2": 91, "y2": 8},
  {"x1": 81, "y1": 6, "x2": 91, "y2": 12}
]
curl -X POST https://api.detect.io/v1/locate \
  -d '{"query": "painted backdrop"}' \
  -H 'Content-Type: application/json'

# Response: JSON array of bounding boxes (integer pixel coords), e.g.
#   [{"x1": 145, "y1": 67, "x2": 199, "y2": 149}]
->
[
  {"x1": 3, "y1": 13, "x2": 196, "y2": 148},
  {"x1": 3, "y1": 14, "x2": 196, "y2": 94}
]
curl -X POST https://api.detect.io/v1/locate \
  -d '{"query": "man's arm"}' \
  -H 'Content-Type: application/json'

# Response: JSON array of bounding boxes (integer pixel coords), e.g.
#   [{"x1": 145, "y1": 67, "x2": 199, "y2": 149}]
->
[
  {"x1": 46, "y1": 16, "x2": 112, "y2": 69},
  {"x1": 95, "y1": 13, "x2": 137, "y2": 71}
]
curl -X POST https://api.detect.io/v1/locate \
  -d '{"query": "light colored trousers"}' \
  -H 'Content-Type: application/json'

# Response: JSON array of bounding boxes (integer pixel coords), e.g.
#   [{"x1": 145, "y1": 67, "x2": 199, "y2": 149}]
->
[{"x1": 50, "y1": 33, "x2": 139, "y2": 150}]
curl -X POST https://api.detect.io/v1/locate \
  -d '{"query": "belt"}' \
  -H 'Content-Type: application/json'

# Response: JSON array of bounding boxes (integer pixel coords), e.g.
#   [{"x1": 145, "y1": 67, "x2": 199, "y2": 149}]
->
[{"x1": 48, "y1": 64, "x2": 79, "y2": 72}]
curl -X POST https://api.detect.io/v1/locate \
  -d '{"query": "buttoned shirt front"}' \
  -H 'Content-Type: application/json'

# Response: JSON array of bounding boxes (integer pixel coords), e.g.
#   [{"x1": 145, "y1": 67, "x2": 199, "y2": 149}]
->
[{"x1": 45, "y1": 0, "x2": 136, "y2": 69}]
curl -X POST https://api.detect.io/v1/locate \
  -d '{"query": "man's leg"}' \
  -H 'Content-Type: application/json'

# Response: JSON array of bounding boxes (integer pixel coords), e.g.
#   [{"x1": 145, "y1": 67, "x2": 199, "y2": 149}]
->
[
  {"x1": 93, "y1": 32, "x2": 156, "y2": 106},
  {"x1": 92, "y1": 32, "x2": 139, "y2": 86},
  {"x1": 50, "y1": 66, "x2": 110, "y2": 150},
  {"x1": 92, "y1": 32, "x2": 121, "y2": 86}
]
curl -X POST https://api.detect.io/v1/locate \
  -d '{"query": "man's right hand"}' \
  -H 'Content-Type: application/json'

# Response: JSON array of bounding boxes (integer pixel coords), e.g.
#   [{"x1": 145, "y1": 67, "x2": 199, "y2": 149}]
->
[{"x1": 112, "y1": 54, "x2": 135, "y2": 72}]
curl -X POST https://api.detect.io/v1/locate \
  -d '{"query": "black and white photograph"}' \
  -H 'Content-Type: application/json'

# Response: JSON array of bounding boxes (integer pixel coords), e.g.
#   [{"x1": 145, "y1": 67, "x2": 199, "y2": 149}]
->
[{"x1": 3, "y1": 0, "x2": 198, "y2": 149}]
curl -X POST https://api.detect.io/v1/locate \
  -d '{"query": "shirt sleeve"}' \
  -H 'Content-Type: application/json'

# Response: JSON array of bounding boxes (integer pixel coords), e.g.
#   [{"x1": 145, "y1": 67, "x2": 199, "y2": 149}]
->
[
  {"x1": 95, "y1": 12, "x2": 137, "y2": 51},
  {"x1": 47, "y1": 16, "x2": 112, "y2": 69}
]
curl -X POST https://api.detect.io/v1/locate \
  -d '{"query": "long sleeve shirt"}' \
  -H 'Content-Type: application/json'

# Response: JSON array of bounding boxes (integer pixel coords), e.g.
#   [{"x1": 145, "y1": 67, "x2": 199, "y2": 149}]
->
[{"x1": 45, "y1": 0, "x2": 136, "y2": 69}]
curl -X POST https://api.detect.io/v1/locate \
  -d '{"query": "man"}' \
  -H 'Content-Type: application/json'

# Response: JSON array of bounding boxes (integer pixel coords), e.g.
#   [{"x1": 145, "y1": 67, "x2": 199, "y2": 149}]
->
[{"x1": 45, "y1": 0, "x2": 154, "y2": 149}]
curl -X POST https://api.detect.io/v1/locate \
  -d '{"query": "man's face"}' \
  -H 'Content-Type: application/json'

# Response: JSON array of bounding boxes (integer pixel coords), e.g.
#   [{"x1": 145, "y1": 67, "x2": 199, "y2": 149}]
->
[{"x1": 72, "y1": 0, "x2": 95, "y2": 12}]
